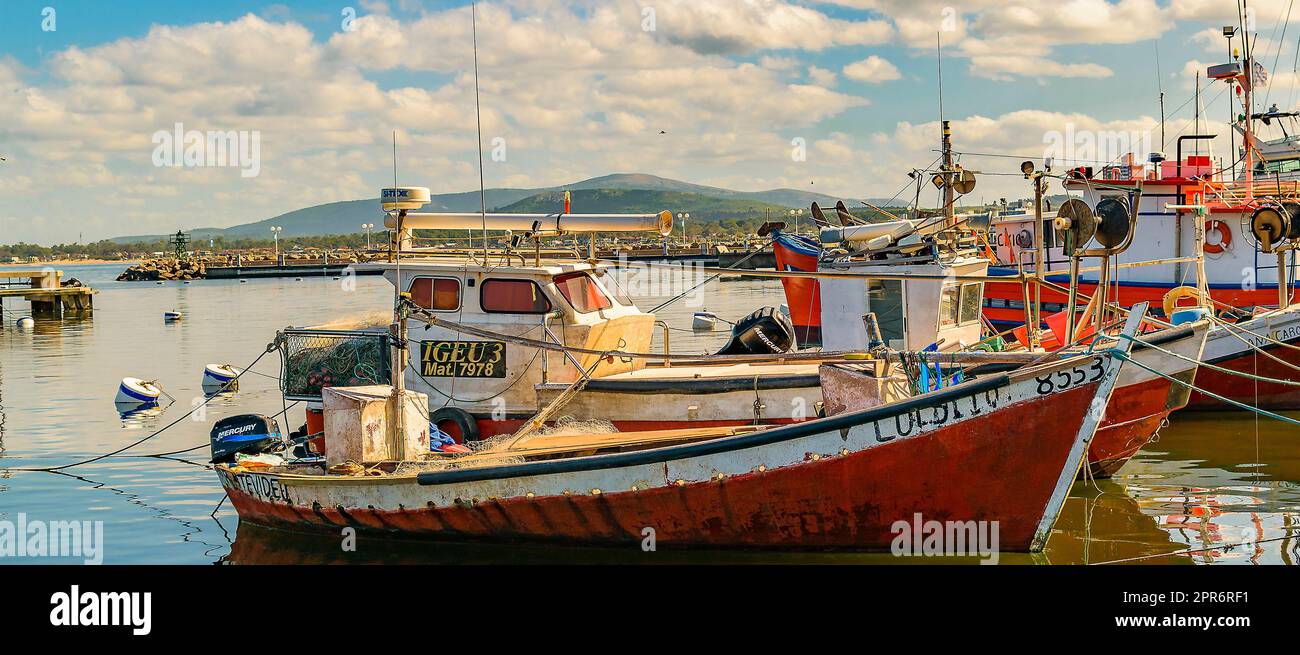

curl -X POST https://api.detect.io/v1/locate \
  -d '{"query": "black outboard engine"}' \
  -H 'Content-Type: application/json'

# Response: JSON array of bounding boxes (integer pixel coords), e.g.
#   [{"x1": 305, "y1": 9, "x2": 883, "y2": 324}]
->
[
  {"x1": 210, "y1": 414, "x2": 285, "y2": 464},
  {"x1": 714, "y1": 307, "x2": 796, "y2": 355}
]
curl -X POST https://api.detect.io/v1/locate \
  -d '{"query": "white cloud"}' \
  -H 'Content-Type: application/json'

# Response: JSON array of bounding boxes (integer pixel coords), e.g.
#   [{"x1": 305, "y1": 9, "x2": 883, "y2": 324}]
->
[{"x1": 843, "y1": 55, "x2": 901, "y2": 83}]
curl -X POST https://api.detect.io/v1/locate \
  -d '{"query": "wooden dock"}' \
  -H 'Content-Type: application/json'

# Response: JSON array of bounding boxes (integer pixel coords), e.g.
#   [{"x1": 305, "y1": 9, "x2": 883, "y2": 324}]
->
[{"x1": 0, "y1": 269, "x2": 95, "y2": 319}]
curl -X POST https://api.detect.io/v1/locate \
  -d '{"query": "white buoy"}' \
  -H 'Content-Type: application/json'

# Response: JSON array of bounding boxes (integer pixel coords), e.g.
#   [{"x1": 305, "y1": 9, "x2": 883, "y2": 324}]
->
[
  {"x1": 693, "y1": 311, "x2": 719, "y2": 331},
  {"x1": 202, "y1": 363, "x2": 241, "y2": 391},
  {"x1": 164, "y1": 311, "x2": 183, "y2": 321},
  {"x1": 15, "y1": 316, "x2": 35, "y2": 329},
  {"x1": 116, "y1": 377, "x2": 162, "y2": 406}
]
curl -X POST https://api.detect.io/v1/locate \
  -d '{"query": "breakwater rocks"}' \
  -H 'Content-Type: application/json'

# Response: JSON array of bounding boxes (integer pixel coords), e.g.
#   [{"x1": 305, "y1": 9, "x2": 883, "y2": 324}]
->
[{"x1": 117, "y1": 258, "x2": 209, "y2": 281}]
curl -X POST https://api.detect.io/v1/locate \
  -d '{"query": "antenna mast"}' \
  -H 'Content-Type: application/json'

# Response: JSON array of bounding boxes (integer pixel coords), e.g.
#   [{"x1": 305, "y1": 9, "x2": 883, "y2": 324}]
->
[
  {"x1": 937, "y1": 32, "x2": 955, "y2": 229},
  {"x1": 471, "y1": 1, "x2": 489, "y2": 261}
]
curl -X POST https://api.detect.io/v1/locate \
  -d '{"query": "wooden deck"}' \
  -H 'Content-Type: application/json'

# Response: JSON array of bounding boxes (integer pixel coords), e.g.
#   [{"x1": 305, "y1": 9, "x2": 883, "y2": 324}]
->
[{"x1": 0, "y1": 269, "x2": 95, "y2": 318}]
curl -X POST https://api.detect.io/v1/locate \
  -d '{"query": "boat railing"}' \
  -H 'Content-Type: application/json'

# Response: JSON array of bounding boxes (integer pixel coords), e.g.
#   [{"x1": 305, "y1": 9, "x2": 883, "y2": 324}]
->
[
  {"x1": 1200, "y1": 178, "x2": 1300, "y2": 206},
  {"x1": 655, "y1": 320, "x2": 671, "y2": 367}
]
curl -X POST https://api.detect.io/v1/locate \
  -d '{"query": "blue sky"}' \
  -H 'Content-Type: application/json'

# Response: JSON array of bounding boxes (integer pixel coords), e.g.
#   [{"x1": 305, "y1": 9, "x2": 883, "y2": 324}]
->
[{"x1": 0, "y1": 1, "x2": 1289, "y2": 244}]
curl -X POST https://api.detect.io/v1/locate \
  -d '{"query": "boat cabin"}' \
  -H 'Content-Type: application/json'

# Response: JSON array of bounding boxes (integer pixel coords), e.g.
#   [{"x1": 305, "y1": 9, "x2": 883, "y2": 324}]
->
[{"x1": 365, "y1": 258, "x2": 656, "y2": 423}]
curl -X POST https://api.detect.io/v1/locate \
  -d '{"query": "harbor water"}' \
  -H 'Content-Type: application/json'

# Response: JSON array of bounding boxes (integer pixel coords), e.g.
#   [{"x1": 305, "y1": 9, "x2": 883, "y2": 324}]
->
[{"x1": 0, "y1": 263, "x2": 1296, "y2": 564}]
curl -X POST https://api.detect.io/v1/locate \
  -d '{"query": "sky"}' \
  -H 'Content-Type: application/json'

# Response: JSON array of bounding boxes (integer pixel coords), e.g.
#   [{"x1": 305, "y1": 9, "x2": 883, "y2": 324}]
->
[{"x1": 0, "y1": 0, "x2": 1296, "y2": 245}]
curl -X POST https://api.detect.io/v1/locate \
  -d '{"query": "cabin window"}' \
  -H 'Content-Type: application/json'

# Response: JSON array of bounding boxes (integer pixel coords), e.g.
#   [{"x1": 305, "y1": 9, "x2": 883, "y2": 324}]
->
[
  {"x1": 409, "y1": 277, "x2": 461, "y2": 311},
  {"x1": 866, "y1": 280, "x2": 905, "y2": 345},
  {"x1": 554, "y1": 272, "x2": 613, "y2": 313},
  {"x1": 480, "y1": 279, "x2": 552, "y2": 314},
  {"x1": 939, "y1": 284, "x2": 960, "y2": 328},
  {"x1": 959, "y1": 283, "x2": 983, "y2": 326}
]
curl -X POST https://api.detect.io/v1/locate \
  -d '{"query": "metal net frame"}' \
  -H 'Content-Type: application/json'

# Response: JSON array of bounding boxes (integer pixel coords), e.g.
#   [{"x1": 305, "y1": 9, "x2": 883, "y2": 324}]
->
[{"x1": 280, "y1": 329, "x2": 392, "y2": 401}]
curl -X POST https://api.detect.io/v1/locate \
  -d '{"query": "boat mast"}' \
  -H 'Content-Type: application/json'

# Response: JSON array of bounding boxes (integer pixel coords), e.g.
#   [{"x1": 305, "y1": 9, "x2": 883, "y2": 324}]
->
[
  {"x1": 937, "y1": 32, "x2": 955, "y2": 230},
  {"x1": 1242, "y1": 0, "x2": 1256, "y2": 195}
]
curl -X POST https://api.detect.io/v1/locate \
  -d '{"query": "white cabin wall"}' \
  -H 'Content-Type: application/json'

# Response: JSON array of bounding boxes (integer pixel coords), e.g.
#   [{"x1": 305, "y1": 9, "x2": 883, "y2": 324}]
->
[{"x1": 819, "y1": 277, "x2": 870, "y2": 351}]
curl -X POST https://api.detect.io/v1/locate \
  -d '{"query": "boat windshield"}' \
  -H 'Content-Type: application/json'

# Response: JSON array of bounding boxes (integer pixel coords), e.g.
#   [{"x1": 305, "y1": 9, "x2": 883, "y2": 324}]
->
[{"x1": 554, "y1": 272, "x2": 613, "y2": 313}]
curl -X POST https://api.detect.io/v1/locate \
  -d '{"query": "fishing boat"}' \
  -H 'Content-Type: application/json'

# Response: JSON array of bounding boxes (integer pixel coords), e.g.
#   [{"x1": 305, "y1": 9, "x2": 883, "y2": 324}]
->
[
  {"x1": 215, "y1": 307, "x2": 1148, "y2": 551},
  {"x1": 768, "y1": 147, "x2": 1212, "y2": 479},
  {"x1": 979, "y1": 58, "x2": 1300, "y2": 409}
]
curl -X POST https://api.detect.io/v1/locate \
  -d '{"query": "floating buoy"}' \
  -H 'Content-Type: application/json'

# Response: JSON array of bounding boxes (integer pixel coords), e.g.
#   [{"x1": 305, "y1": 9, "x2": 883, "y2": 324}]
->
[
  {"x1": 15, "y1": 316, "x2": 35, "y2": 329},
  {"x1": 164, "y1": 311, "x2": 183, "y2": 321},
  {"x1": 116, "y1": 377, "x2": 162, "y2": 407},
  {"x1": 295, "y1": 277, "x2": 303, "y2": 281},
  {"x1": 202, "y1": 363, "x2": 241, "y2": 392},
  {"x1": 239, "y1": 279, "x2": 248, "y2": 284},
  {"x1": 693, "y1": 311, "x2": 720, "y2": 331}
]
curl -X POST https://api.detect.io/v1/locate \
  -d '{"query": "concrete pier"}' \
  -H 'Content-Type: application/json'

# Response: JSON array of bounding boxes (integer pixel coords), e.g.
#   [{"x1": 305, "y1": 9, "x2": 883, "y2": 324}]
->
[{"x1": 0, "y1": 269, "x2": 96, "y2": 318}]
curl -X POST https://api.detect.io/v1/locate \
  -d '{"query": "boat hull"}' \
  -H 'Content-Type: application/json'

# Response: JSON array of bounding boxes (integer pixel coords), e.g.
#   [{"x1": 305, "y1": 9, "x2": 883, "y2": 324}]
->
[
  {"x1": 220, "y1": 355, "x2": 1118, "y2": 551},
  {"x1": 1086, "y1": 323, "x2": 1206, "y2": 477},
  {"x1": 1187, "y1": 310, "x2": 1300, "y2": 410}
]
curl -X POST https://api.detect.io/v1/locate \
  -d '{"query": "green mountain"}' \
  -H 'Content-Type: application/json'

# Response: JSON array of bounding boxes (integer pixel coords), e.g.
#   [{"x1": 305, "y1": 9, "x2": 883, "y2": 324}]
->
[{"x1": 111, "y1": 173, "x2": 891, "y2": 243}]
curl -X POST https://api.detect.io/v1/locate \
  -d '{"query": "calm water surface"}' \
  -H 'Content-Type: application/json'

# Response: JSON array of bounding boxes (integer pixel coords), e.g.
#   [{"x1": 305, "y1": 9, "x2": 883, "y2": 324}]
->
[{"x1": 1, "y1": 263, "x2": 1297, "y2": 564}]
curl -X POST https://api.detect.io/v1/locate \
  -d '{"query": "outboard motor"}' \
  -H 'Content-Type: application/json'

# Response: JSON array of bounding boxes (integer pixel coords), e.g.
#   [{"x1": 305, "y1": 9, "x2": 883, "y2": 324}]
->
[
  {"x1": 714, "y1": 307, "x2": 796, "y2": 355},
  {"x1": 210, "y1": 414, "x2": 285, "y2": 464}
]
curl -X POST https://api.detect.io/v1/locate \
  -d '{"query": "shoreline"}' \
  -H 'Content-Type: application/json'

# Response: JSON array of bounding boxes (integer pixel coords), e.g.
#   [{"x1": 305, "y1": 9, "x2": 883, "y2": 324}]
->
[{"x1": 0, "y1": 259, "x2": 130, "y2": 267}]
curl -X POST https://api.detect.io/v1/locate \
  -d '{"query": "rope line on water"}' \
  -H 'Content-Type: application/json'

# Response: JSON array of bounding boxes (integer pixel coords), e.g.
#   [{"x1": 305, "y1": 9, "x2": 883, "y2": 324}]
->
[
  {"x1": 1091, "y1": 533, "x2": 1295, "y2": 565},
  {"x1": 124, "y1": 400, "x2": 303, "y2": 459},
  {"x1": 3, "y1": 343, "x2": 280, "y2": 473}
]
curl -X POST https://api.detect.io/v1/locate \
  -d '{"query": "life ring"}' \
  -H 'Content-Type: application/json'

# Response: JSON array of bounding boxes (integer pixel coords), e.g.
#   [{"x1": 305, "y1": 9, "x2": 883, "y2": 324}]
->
[
  {"x1": 1163, "y1": 286, "x2": 1209, "y2": 318},
  {"x1": 430, "y1": 407, "x2": 481, "y2": 443},
  {"x1": 1204, "y1": 220, "x2": 1231, "y2": 254}
]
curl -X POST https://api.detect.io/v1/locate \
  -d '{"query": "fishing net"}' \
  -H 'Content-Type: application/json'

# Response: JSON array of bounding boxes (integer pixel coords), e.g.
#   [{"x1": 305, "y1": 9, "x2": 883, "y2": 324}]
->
[{"x1": 281, "y1": 329, "x2": 392, "y2": 400}]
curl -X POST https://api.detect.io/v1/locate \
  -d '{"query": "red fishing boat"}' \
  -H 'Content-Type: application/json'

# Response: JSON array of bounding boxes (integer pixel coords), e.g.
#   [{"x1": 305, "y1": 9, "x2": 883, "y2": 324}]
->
[{"x1": 218, "y1": 309, "x2": 1144, "y2": 552}]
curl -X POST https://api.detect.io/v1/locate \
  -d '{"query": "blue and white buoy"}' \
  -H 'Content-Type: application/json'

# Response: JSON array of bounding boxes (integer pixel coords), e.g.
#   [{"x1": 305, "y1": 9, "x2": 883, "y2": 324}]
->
[
  {"x1": 15, "y1": 316, "x2": 35, "y2": 329},
  {"x1": 115, "y1": 377, "x2": 162, "y2": 407},
  {"x1": 202, "y1": 363, "x2": 241, "y2": 392}
]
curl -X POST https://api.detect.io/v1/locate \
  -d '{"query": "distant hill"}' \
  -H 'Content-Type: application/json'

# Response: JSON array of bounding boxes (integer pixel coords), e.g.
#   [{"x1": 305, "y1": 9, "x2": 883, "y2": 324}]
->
[
  {"x1": 499, "y1": 189, "x2": 795, "y2": 220},
  {"x1": 111, "y1": 173, "x2": 895, "y2": 243}
]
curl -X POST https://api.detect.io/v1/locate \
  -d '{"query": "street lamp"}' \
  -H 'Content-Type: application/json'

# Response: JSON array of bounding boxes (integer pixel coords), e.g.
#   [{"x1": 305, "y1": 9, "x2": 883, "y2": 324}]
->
[
  {"x1": 362, "y1": 223, "x2": 374, "y2": 249},
  {"x1": 270, "y1": 226, "x2": 282, "y2": 260},
  {"x1": 677, "y1": 212, "x2": 690, "y2": 245}
]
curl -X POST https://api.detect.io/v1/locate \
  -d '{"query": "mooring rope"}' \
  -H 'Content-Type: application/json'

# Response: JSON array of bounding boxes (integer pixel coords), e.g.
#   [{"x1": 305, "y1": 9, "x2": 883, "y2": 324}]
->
[
  {"x1": 1103, "y1": 347, "x2": 1300, "y2": 427},
  {"x1": 1209, "y1": 311, "x2": 1300, "y2": 353},
  {"x1": 4, "y1": 341, "x2": 282, "y2": 472},
  {"x1": 1201, "y1": 311, "x2": 1300, "y2": 374},
  {"x1": 1091, "y1": 533, "x2": 1294, "y2": 565},
  {"x1": 1110, "y1": 332, "x2": 1300, "y2": 388}
]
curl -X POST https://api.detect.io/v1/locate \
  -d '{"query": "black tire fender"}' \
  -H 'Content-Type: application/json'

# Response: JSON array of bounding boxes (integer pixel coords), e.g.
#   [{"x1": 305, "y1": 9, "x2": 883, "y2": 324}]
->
[{"x1": 430, "y1": 407, "x2": 480, "y2": 443}]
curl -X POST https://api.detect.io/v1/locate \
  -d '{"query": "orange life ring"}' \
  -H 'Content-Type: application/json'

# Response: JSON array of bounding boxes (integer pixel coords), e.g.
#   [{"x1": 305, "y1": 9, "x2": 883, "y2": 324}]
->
[{"x1": 1205, "y1": 220, "x2": 1231, "y2": 254}]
